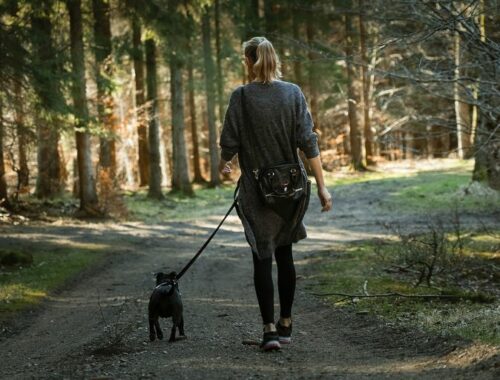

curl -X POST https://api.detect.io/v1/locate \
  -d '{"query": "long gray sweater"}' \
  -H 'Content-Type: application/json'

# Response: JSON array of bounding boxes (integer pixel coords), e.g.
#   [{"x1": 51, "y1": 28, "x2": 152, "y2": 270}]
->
[{"x1": 220, "y1": 80, "x2": 319, "y2": 259}]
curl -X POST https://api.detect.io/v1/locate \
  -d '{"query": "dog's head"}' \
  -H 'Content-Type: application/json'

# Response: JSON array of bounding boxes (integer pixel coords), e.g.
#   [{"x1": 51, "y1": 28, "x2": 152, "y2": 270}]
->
[{"x1": 155, "y1": 271, "x2": 177, "y2": 286}]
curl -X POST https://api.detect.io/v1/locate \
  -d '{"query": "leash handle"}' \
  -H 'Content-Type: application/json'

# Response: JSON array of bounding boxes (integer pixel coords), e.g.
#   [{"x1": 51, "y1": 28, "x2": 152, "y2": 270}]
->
[{"x1": 176, "y1": 200, "x2": 237, "y2": 280}]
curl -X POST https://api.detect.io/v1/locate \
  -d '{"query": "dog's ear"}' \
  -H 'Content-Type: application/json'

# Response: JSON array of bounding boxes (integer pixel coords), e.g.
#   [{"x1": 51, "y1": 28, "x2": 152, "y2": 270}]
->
[{"x1": 168, "y1": 271, "x2": 177, "y2": 279}]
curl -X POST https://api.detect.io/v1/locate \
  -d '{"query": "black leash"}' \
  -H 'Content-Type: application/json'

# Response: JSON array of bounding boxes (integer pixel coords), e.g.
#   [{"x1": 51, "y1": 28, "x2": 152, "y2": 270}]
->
[{"x1": 176, "y1": 197, "x2": 237, "y2": 280}]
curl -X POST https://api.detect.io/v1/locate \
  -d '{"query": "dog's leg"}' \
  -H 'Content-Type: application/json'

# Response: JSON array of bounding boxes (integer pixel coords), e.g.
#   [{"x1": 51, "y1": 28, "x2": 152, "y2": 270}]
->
[
  {"x1": 179, "y1": 316, "x2": 186, "y2": 337},
  {"x1": 155, "y1": 319, "x2": 163, "y2": 340},
  {"x1": 149, "y1": 315, "x2": 157, "y2": 341},
  {"x1": 169, "y1": 322, "x2": 177, "y2": 342}
]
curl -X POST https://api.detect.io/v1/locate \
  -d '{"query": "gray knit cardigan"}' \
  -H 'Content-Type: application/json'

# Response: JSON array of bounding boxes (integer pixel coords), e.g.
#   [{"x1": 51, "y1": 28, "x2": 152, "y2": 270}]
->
[{"x1": 220, "y1": 80, "x2": 320, "y2": 259}]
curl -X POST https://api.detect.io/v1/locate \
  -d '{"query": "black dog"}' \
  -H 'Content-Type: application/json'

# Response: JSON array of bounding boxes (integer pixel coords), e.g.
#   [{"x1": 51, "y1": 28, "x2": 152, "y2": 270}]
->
[{"x1": 148, "y1": 271, "x2": 185, "y2": 342}]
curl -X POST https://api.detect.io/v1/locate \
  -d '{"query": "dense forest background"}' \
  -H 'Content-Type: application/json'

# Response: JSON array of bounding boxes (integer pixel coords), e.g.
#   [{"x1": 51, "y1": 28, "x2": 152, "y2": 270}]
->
[{"x1": 0, "y1": 0, "x2": 498, "y2": 216}]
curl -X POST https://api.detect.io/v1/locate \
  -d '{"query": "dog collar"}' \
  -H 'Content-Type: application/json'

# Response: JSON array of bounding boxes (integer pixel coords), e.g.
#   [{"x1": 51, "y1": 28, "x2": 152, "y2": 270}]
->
[{"x1": 155, "y1": 281, "x2": 176, "y2": 290}]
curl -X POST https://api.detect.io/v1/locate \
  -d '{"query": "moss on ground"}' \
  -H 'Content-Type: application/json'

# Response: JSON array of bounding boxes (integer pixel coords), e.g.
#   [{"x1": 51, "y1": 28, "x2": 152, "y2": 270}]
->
[
  {"x1": 0, "y1": 247, "x2": 105, "y2": 319},
  {"x1": 305, "y1": 234, "x2": 500, "y2": 345}
]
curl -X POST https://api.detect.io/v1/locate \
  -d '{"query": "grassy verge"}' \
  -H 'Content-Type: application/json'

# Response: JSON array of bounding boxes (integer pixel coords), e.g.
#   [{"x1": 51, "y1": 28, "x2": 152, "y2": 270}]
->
[
  {"x1": 324, "y1": 160, "x2": 499, "y2": 214},
  {"x1": 0, "y1": 246, "x2": 106, "y2": 321},
  {"x1": 304, "y1": 234, "x2": 499, "y2": 345},
  {"x1": 124, "y1": 184, "x2": 235, "y2": 223}
]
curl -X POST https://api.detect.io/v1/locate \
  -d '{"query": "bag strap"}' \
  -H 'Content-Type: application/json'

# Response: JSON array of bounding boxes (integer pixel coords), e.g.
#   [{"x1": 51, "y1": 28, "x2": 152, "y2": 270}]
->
[
  {"x1": 240, "y1": 86, "x2": 300, "y2": 179},
  {"x1": 240, "y1": 87, "x2": 261, "y2": 179}
]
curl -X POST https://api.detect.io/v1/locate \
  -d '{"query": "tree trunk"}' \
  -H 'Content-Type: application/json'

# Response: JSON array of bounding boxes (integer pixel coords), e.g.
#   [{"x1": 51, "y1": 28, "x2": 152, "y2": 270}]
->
[
  {"x1": 14, "y1": 78, "x2": 29, "y2": 190},
  {"x1": 264, "y1": 0, "x2": 277, "y2": 34},
  {"x1": 145, "y1": 38, "x2": 163, "y2": 199},
  {"x1": 214, "y1": 0, "x2": 225, "y2": 126},
  {"x1": 470, "y1": 0, "x2": 485, "y2": 150},
  {"x1": 344, "y1": 9, "x2": 365, "y2": 170},
  {"x1": 306, "y1": 17, "x2": 320, "y2": 137},
  {"x1": 359, "y1": 0, "x2": 375, "y2": 165},
  {"x1": 31, "y1": 3, "x2": 64, "y2": 198},
  {"x1": 453, "y1": 32, "x2": 471, "y2": 159},
  {"x1": 0, "y1": 99, "x2": 9, "y2": 209},
  {"x1": 472, "y1": 0, "x2": 488, "y2": 183},
  {"x1": 243, "y1": 0, "x2": 260, "y2": 40},
  {"x1": 170, "y1": 58, "x2": 193, "y2": 195},
  {"x1": 92, "y1": 0, "x2": 116, "y2": 175},
  {"x1": 187, "y1": 58, "x2": 205, "y2": 183},
  {"x1": 292, "y1": 9, "x2": 303, "y2": 86},
  {"x1": 132, "y1": 16, "x2": 149, "y2": 186},
  {"x1": 202, "y1": 8, "x2": 220, "y2": 187},
  {"x1": 67, "y1": 0, "x2": 100, "y2": 215},
  {"x1": 404, "y1": 132, "x2": 413, "y2": 159}
]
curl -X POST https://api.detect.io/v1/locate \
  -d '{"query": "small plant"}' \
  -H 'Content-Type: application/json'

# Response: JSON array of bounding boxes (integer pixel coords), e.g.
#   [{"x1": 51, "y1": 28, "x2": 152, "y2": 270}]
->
[
  {"x1": 90, "y1": 293, "x2": 138, "y2": 357},
  {"x1": 0, "y1": 250, "x2": 33, "y2": 268},
  {"x1": 381, "y1": 214, "x2": 466, "y2": 287}
]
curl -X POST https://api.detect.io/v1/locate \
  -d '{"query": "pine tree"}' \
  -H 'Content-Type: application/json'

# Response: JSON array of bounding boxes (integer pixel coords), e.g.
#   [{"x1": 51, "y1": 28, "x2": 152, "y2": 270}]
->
[{"x1": 67, "y1": 0, "x2": 100, "y2": 215}]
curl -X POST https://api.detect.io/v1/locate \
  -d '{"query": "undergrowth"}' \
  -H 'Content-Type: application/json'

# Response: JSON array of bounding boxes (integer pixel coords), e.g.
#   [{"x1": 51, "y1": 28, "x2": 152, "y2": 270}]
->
[
  {"x1": 304, "y1": 233, "x2": 499, "y2": 345},
  {"x1": 0, "y1": 246, "x2": 105, "y2": 320}
]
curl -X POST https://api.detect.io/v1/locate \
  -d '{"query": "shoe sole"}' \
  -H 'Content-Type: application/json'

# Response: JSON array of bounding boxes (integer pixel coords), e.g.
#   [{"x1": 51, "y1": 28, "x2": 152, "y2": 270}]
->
[
  {"x1": 279, "y1": 337, "x2": 291, "y2": 344},
  {"x1": 261, "y1": 340, "x2": 281, "y2": 351}
]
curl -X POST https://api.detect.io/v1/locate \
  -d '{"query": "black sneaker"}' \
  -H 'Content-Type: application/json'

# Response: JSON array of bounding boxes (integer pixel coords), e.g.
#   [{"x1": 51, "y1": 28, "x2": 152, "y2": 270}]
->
[
  {"x1": 260, "y1": 331, "x2": 281, "y2": 351},
  {"x1": 276, "y1": 321, "x2": 292, "y2": 344}
]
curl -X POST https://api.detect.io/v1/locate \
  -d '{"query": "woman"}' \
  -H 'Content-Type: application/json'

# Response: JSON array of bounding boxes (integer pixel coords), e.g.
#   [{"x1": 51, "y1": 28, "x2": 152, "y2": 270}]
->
[{"x1": 218, "y1": 37, "x2": 332, "y2": 351}]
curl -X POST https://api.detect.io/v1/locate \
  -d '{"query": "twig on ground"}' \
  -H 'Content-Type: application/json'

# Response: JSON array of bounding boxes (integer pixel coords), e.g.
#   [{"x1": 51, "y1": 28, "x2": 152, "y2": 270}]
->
[
  {"x1": 312, "y1": 291, "x2": 466, "y2": 300},
  {"x1": 363, "y1": 280, "x2": 369, "y2": 296}
]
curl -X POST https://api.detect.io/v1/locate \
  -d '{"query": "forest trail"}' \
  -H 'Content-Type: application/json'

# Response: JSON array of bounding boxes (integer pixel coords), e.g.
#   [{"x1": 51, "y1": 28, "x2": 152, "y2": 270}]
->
[{"x1": 1, "y1": 163, "x2": 499, "y2": 379}]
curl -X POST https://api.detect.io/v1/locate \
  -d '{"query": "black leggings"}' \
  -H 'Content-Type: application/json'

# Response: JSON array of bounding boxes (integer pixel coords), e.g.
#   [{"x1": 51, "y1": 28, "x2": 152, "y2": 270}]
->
[{"x1": 252, "y1": 244, "x2": 296, "y2": 324}]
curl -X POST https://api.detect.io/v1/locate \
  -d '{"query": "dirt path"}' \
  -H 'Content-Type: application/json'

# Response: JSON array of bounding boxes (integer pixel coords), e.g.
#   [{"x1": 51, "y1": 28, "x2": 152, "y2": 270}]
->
[{"x1": 1, "y1": 164, "x2": 499, "y2": 379}]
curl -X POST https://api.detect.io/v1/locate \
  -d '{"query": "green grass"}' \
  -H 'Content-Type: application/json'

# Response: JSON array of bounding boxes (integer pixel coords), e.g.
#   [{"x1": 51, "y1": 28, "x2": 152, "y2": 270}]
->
[
  {"x1": 324, "y1": 162, "x2": 499, "y2": 214},
  {"x1": 0, "y1": 246, "x2": 105, "y2": 319},
  {"x1": 384, "y1": 171, "x2": 498, "y2": 212},
  {"x1": 304, "y1": 234, "x2": 500, "y2": 345},
  {"x1": 124, "y1": 184, "x2": 236, "y2": 222}
]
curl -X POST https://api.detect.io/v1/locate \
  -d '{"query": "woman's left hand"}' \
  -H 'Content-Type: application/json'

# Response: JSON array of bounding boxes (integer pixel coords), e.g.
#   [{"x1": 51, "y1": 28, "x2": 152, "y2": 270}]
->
[{"x1": 218, "y1": 160, "x2": 232, "y2": 175}]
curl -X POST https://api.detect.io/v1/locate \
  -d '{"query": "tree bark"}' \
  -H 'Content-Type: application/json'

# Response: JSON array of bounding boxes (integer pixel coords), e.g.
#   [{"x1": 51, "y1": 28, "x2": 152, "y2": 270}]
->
[
  {"x1": 202, "y1": 8, "x2": 220, "y2": 187},
  {"x1": 264, "y1": 0, "x2": 277, "y2": 34},
  {"x1": 170, "y1": 57, "x2": 193, "y2": 195},
  {"x1": 453, "y1": 32, "x2": 471, "y2": 159},
  {"x1": 470, "y1": 0, "x2": 485, "y2": 151},
  {"x1": 92, "y1": 0, "x2": 116, "y2": 175},
  {"x1": 214, "y1": 0, "x2": 225, "y2": 126},
  {"x1": 344, "y1": 8, "x2": 365, "y2": 170},
  {"x1": 306, "y1": 17, "x2": 320, "y2": 137},
  {"x1": 472, "y1": 0, "x2": 488, "y2": 183},
  {"x1": 187, "y1": 58, "x2": 205, "y2": 183},
  {"x1": 292, "y1": 9, "x2": 303, "y2": 86},
  {"x1": 243, "y1": 0, "x2": 260, "y2": 40},
  {"x1": 14, "y1": 77, "x2": 29, "y2": 190},
  {"x1": 132, "y1": 16, "x2": 149, "y2": 186},
  {"x1": 0, "y1": 98, "x2": 9, "y2": 209},
  {"x1": 67, "y1": 0, "x2": 100, "y2": 215},
  {"x1": 359, "y1": 0, "x2": 375, "y2": 165},
  {"x1": 31, "y1": 3, "x2": 64, "y2": 199},
  {"x1": 145, "y1": 38, "x2": 163, "y2": 199}
]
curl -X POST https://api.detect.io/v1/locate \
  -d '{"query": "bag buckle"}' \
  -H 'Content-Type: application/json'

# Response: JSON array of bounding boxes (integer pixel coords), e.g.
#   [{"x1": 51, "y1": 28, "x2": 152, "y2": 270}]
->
[{"x1": 252, "y1": 169, "x2": 259, "y2": 180}]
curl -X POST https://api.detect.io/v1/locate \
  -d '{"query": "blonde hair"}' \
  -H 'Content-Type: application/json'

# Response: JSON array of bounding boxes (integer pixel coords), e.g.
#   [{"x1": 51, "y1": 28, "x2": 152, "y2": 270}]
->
[{"x1": 243, "y1": 37, "x2": 282, "y2": 84}]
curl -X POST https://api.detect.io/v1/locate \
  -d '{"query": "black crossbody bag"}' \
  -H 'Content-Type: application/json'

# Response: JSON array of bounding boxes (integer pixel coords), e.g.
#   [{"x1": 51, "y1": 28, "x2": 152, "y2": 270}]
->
[{"x1": 240, "y1": 87, "x2": 309, "y2": 208}]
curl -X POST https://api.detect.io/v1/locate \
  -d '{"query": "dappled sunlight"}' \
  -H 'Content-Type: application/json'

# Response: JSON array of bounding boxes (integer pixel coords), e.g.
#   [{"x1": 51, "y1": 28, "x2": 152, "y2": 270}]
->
[
  {"x1": 45, "y1": 294, "x2": 147, "y2": 308},
  {"x1": 185, "y1": 297, "x2": 257, "y2": 309},
  {"x1": 0, "y1": 283, "x2": 47, "y2": 305}
]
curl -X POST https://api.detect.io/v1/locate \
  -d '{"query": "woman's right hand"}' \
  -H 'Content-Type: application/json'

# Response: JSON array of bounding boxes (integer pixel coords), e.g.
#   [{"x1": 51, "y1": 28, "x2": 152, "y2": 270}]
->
[{"x1": 318, "y1": 186, "x2": 332, "y2": 212}]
